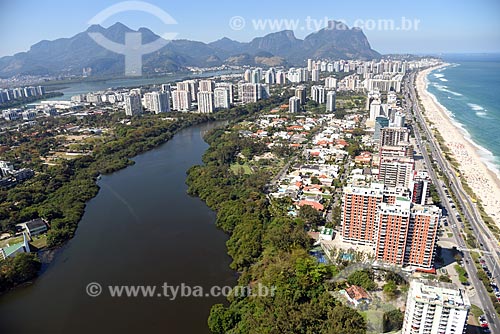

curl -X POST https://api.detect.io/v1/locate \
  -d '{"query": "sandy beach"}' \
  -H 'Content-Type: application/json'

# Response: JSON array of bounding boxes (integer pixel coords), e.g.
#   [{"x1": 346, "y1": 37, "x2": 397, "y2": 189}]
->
[{"x1": 416, "y1": 65, "x2": 500, "y2": 226}]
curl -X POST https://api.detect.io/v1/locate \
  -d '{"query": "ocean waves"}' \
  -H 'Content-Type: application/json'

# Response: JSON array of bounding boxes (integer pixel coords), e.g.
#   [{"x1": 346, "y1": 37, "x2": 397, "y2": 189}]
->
[
  {"x1": 467, "y1": 103, "x2": 489, "y2": 118},
  {"x1": 427, "y1": 61, "x2": 500, "y2": 178},
  {"x1": 431, "y1": 82, "x2": 463, "y2": 96}
]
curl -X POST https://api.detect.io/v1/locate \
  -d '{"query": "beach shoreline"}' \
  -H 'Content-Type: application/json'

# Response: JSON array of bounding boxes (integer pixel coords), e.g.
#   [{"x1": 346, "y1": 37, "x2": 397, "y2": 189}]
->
[{"x1": 416, "y1": 64, "x2": 500, "y2": 226}]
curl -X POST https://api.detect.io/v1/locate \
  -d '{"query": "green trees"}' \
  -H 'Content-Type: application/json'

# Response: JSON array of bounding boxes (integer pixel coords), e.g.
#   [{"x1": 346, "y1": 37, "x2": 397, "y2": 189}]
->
[
  {"x1": 326, "y1": 305, "x2": 366, "y2": 334},
  {"x1": 187, "y1": 123, "x2": 366, "y2": 333},
  {"x1": 347, "y1": 270, "x2": 377, "y2": 291},
  {"x1": 208, "y1": 304, "x2": 239, "y2": 334},
  {"x1": 0, "y1": 253, "x2": 41, "y2": 293},
  {"x1": 298, "y1": 205, "x2": 324, "y2": 229},
  {"x1": 383, "y1": 280, "x2": 398, "y2": 299},
  {"x1": 383, "y1": 309, "x2": 404, "y2": 332},
  {"x1": 429, "y1": 183, "x2": 441, "y2": 205}
]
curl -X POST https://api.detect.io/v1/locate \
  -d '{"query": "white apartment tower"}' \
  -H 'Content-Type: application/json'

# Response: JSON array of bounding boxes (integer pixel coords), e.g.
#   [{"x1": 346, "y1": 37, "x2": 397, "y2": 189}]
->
[
  {"x1": 402, "y1": 280, "x2": 469, "y2": 334},
  {"x1": 326, "y1": 90, "x2": 336, "y2": 112},
  {"x1": 144, "y1": 91, "x2": 170, "y2": 114},
  {"x1": 311, "y1": 85, "x2": 326, "y2": 104},
  {"x1": 289, "y1": 96, "x2": 301, "y2": 113},
  {"x1": 199, "y1": 80, "x2": 215, "y2": 93},
  {"x1": 172, "y1": 90, "x2": 192, "y2": 111},
  {"x1": 214, "y1": 87, "x2": 231, "y2": 109},
  {"x1": 380, "y1": 127, "x2": 411, "y2": 147},
  {"x1": 311, "y1": 69, "x2": 320, "y2": 82},
  {"x1": 325, "y1": 76, "x2": 337, "y2": 89},
  {"x1": 265, "y1": 68, "x2": 276, "y2": 84},
  {"x1": 215, "y1": 83, "x2": 234, "y2": 103},
  {"x1": 177, "y1": 80, "x2": 198, "y2": 101},
  {"x1": 124, "y1": 94, "x2": 143, "y2": 116},
  {"x1": 197, "y1": 91, "x2": 214, "y2": 113},
  {"x1": 238, "y1": 83, "x2": 258, "y2": 104},
  {"x1": 378, "y1": 157, "x2": 414, "y2": 188},
  {"x1": 276, "y1": 70, "x2": 287, "y2": 85},
  {"x1": 295, "y1": 86, "x2": 307, "y2": 104}
]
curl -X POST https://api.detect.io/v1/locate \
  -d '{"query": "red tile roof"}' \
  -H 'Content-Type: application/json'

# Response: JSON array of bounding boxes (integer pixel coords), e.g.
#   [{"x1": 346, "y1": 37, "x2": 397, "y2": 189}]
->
[
  {"x1": 346, "y1": 285, "x2": 370, "y2": 301},
  {"x1": 298, "y1": 200, "x2": 324, "y2": 211}
]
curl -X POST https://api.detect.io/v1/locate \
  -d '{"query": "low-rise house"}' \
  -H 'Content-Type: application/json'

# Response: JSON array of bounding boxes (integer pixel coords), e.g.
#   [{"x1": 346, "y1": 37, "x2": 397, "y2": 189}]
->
[
  {"x1": 344, "y1": 285, "x2": 371, "y2": 307},
  {"x1": 354, "y1": 151, "x2": 373, "y2": 165},
  {"x1": 298, "y1": 200, "x2": 324, "y2": 211},
  {"x1": 24, "y1": 218, "x2": 48, "y2": 238}
]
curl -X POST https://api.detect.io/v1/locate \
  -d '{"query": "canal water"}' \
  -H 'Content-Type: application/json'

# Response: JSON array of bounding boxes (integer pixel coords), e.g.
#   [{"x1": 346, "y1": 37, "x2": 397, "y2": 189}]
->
[{"x1": 0, "y1": 121, "x2": 235, "y2": 333}]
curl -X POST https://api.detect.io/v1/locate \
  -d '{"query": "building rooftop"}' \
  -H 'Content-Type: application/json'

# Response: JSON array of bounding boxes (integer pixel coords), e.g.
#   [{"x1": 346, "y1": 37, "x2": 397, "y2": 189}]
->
[
  {"x1": 346, "y1": 285, "x2": 371, "y2": 301},
  {"x1": 410, "y1": 280, "x2": 470, "y2": 310},
  {"x1": 25, "y1": 218, "x2": 46, "y2": 231},
  {"x1": 2, "y1": 242, "x2": 25, "y2": 257}
]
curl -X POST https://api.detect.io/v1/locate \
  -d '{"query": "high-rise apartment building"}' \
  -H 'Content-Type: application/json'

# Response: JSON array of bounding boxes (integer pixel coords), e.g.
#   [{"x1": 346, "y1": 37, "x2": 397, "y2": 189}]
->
[
  {"x1": 199, "y1": 80, "x2": 215, "y2": 93},
  {"x1": 177, "y1": 80, "x2": 198, "y2": 101},
  {"x1": 238, "y1": 83, "x2": 258, "y2": 104},
  {"x1": 295, "y1": 85, "x2": 307, "y2": 104},
  {"x1": 214, "y1": 87, "x2": 231, "y2": 109},
  {"x1": 378, "y1": 157, "x2": 414, "y2": 188},
  {"x1": 215, "y1": 83, "x2": 234, "y2": 104},
  {"x1": 172, "y1": 90, "x2": 192, "y2": 111},
  {"x1": 276, "y1": 71, "x2": 287, "y2": 85},
  {"x1": 197, "y1": 91, "x2": 214, "y2": 113},
  {"x1": 342, "y1": 183, "x2": 384, "y2": 245},
  {"x1": 405, "y1": 205, "x2": 440, "y2": 269},
  {"x1": 326, "y1": 90, "x2": 336, "y2": 112},
  {"x1": 402, "y1": 280, "x2": 469, "y2": 334},
  {"x1": 289, "y1": 96, "x2": 301, "y2": 113},
  {"x1": 124, "y1": 94, "x2": 143, "y2": 116},
  {"x1": 311, "y1": 69, "x2": 320, "y2": 82},
  {"x1": 375, "y1": 199, "x2": 411, "y2": 265},
  {"x1": 325, "y1": 76, "x2": 337, "y2": 89},
  {"x1": 265, "y1": 68, "x2": 276, "y2": 84},
  {"x1": 144, "y1": 91, "x2": 170, "y2": 114},
  {"x1": 311, "y1": 85, "x2": 325, "y2": 104},
  {"x1": 380, "y1": 127, "x2": 410, "y2": 147}
]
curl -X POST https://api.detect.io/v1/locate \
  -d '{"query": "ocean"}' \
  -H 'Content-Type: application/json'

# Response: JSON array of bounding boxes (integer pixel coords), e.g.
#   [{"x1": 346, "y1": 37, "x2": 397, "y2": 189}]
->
[{"x1": 426, "y1": 53, "x2": 500, "y2": 177}]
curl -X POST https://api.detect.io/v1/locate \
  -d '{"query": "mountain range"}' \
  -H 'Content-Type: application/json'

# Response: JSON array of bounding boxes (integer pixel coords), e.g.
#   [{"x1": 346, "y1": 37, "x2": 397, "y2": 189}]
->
[{"x1": 0, "y1": 21, "x2": 380, "y2": 78}]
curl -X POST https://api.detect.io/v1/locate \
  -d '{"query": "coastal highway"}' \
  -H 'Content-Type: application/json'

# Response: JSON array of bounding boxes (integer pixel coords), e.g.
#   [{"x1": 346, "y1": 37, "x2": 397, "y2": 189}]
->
[{"x1": 404, "y1": 69, "x2": 500, "y2": 331}]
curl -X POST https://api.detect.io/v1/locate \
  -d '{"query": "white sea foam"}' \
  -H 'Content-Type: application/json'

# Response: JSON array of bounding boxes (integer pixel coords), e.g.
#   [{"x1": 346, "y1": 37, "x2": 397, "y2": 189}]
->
[
  {"x1": 432, "y1": 83, "x2": 463, "y2": 97},
  {"x1": 439, "y1": 78, "x2": 448, "y2": 82},
  {"x1": 467, "y1": 103, "x2": 484, "y2": 111},
  {"x1": 476, "y1": 111, "x2": 488, "y2": 118},
  {"x1": 434, "y1": 73, "x2": 445, "y2": 78}
]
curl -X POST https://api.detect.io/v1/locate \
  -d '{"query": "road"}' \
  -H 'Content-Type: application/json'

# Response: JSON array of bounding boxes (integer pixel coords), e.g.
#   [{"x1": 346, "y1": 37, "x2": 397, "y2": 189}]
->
[{"x1": 404, "y1": 69, "x2": 500, "y2": 331}]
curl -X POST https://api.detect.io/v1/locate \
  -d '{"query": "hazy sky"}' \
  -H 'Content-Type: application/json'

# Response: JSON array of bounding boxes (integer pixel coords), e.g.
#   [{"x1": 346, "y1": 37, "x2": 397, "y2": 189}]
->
[{"x1": 1, "y1": 0, "x2": 499, "y2": 57}]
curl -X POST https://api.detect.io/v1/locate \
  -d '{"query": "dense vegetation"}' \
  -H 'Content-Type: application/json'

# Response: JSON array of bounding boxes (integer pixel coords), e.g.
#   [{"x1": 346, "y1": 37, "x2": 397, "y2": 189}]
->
[
  {"x1": 0, "y1": 253, "x2": 41, "y2": 293},
  {"x1": 187, "y1": 125, "x2": 367, "y2": 333}
]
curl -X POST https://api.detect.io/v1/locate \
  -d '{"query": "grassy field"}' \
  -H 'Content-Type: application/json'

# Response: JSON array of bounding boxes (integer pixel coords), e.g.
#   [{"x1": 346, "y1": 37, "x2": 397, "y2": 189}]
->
[
  {"x1": 470, "y1": 304, "x2": 484, "y2": 318},
  {"x1": 30, "y1": 234, "x2": 48, "y2": 250},
  {"x1": 230, "y1": 163, "x2": 253, "y2": 175}
]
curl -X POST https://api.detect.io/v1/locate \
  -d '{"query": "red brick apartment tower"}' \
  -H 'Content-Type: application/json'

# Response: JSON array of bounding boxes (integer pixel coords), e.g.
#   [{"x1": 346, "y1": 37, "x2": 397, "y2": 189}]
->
[
  {"x1": 375, "y1": 200, "x2": 411, "y2": 265},
  {"x1": 405, "y1": 205, "x2": 441, "y2": 269},
  {"x1": 342, "y1": 183, "x2": 384, "y2": 246}
]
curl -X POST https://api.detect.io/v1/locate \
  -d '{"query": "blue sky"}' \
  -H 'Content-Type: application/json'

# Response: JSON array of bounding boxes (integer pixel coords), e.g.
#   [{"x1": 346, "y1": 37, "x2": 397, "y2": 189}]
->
[{"x1": 1, "y1": 0, "x2": 499, "y2": 57}]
